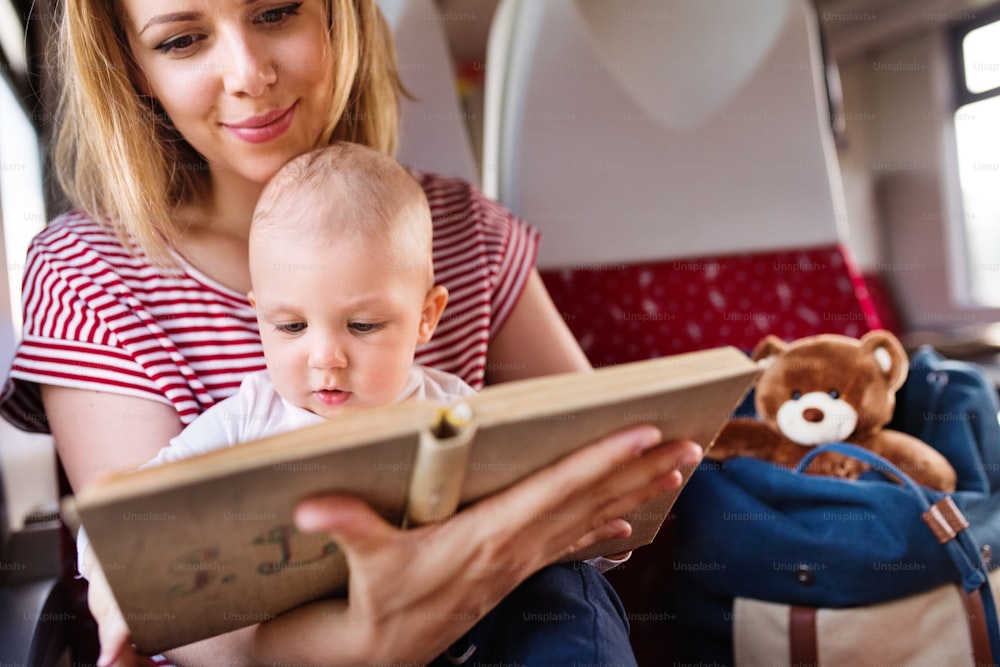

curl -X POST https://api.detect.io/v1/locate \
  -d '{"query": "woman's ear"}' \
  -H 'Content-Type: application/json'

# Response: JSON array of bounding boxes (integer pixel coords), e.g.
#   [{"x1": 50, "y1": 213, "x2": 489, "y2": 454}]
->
[{"x1": 417, "y1": 285, "x2": 449, "y2": 345}]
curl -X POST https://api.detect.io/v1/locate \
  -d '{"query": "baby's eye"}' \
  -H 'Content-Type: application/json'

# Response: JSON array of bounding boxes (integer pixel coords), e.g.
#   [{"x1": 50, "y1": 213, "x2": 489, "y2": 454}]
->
[
  {"x1": 276, "y1": 322, "x2": 307, "y2": 334},
  {"x1": 349, "y1": 322, "x2": 384, "y2": 334},
  {"x1": 791, "y1": 390, "x2": 802, "y2": 400},
  {"x1": 829, "y1": 389, "x2": 840, "y2": 399}
]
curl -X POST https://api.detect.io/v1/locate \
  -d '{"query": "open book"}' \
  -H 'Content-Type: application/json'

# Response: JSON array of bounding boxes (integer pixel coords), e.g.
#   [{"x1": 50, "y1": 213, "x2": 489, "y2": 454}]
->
[{"x1": 71, "y1": 346, "x2": 759, "y2": 652}]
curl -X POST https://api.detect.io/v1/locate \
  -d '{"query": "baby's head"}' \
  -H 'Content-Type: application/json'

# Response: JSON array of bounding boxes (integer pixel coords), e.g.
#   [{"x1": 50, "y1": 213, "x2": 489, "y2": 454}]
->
[{"x1": 248, "y1": 142, "x2": 448, "y2": 418}]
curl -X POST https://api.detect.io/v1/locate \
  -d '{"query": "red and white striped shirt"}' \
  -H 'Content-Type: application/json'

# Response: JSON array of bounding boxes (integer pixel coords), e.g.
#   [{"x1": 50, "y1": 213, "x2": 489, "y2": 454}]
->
[{"x1": 1, "y1": 172, "x2": 539, "y2": 432}]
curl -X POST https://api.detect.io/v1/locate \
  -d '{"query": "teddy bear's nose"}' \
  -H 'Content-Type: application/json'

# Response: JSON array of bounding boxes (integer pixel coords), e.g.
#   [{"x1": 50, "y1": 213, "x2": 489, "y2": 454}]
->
[{"x1": 803, "y1": 408, "x2": 824, "y2": 423}]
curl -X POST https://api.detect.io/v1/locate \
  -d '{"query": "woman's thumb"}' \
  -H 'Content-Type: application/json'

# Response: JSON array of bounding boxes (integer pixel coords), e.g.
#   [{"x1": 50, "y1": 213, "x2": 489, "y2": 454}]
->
[{"x1": 293, "y1": 494, "x2": 395, "y2": 551}]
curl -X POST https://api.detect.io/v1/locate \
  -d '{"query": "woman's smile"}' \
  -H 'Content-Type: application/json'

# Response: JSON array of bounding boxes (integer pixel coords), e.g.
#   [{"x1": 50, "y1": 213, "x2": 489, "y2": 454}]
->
[{"x1": 223, "y1": 102, "x2": 298, "y2": 144}]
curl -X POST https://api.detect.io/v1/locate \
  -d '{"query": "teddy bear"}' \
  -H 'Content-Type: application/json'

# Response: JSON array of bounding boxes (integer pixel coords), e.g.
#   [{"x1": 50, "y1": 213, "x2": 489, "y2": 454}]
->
[{"x1": 707, "y1": 330, "x2": 957, "y2": 492}]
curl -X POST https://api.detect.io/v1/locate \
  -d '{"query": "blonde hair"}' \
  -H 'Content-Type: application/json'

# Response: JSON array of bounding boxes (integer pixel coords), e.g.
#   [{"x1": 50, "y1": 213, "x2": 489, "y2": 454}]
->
[
  {"x1": 53, "y1": 0, "x2": 403, "y2": 266},
  {"x1": 251, "y1": 142, "x2": 433, "y2": 284}
]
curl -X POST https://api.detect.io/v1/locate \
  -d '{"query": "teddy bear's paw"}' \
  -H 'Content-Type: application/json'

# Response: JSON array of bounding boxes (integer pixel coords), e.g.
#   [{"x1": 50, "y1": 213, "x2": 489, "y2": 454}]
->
[{"x1": 804, "y1": 451, "x2": 868, "y2": 480}]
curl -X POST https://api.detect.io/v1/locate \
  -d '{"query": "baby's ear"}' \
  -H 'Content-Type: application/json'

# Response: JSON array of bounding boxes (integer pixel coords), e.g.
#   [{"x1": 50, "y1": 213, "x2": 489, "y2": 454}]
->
[
  {"x1": 860, "y1": 329, "x2": 908, "y2": 391},
  {"x1": 417, "y1": 285, "x2": 449, "y2": 345},
  {"x1": 247, "y1": 291, "x2": 257, "y2": 309}
]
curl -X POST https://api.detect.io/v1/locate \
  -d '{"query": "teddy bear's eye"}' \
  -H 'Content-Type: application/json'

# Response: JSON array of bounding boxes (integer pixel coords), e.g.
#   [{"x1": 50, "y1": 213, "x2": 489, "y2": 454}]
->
[
  {"x1": 829, "y1": 389, "x2": 840, "y2": 399},
  {"x1": 791, "y1": 390, "x2": 802, "y2": 400}
]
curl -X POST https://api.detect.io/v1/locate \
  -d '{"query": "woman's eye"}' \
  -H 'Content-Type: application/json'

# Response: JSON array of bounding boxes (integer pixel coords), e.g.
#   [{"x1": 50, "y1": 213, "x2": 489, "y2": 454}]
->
[
  {"x1": 349, "y1": 322, "x2": 383, "y2": 334},
  {"x1": 277, "y1": 322, "x2": 307, "y2": 334},
  {"x1": 155, "y1": 34, "x2": 204, "y2": 55},
  {"x1": 255, "y1": 3, "x2": 303, "y2": 25}
]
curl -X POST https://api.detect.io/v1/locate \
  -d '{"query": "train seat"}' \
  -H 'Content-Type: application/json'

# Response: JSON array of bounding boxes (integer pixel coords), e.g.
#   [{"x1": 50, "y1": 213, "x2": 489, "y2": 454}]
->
[
  {"x1": 482, "y1": 0, "x2": 882, "y2": 365},
  {"x1": 379, "y1": 0, "x2": 480, "y2": 184}
]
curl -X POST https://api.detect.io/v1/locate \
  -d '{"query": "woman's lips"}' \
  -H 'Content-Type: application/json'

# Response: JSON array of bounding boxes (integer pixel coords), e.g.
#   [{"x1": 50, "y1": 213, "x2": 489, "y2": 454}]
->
[{"x1": 223, "y1": 103, "x2": 296, "y2": 144}]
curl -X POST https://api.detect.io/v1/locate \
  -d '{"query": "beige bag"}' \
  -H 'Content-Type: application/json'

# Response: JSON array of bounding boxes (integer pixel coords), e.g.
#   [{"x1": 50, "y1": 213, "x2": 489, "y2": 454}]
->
[{"x1": 733, "y1": 569, "x2": 1000, "y2": 666}]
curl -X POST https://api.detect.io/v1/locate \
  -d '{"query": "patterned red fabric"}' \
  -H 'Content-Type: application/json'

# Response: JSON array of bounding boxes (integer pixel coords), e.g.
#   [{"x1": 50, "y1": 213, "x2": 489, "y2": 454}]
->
[{"x1": 540, "y1": 244, "x2": 882, "y2": 366}]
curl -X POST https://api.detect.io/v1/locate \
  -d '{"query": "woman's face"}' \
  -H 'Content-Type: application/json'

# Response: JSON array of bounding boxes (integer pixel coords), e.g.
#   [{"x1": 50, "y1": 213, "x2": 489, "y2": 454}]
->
[{"x1": 121, "y1": 0, "x2": 334, "y2": 188}]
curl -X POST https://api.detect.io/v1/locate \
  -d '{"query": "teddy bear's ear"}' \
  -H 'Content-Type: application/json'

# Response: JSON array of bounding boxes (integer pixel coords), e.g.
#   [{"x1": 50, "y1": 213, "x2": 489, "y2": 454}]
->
[
  {"x1": 860, "y1": 329, "x2": 909, "y2": 391},
  {"x1": 751, "y1": 335, "x2": 788, "y2": 367}
]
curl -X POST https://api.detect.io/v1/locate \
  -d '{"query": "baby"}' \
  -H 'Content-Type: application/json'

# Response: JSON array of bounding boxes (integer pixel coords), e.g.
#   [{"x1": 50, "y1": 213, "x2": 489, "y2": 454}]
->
[
  {"x1": 144, "y1": 142, "x2": 472, "y2": 462},
  {"x1": 81, "y1": 142, "x2": 472, "y2": 662}
]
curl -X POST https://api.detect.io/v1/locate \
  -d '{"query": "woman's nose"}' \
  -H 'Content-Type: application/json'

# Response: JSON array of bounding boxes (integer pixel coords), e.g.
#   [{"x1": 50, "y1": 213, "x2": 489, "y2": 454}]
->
[{"x1": 220, "y1": 30, "x2": 277, "y2": 97}]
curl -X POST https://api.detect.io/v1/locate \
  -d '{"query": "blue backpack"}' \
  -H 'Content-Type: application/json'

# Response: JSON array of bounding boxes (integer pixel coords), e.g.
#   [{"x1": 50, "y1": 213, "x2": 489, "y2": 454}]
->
[{"x1": 663, "y1": 346, "x2": 1000, "y2": 664}]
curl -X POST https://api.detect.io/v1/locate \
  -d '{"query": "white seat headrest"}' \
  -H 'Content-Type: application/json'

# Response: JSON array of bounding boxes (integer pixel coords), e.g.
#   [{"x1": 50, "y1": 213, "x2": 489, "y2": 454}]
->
[{"x1": 573, "y1": 0, "x2": 792, "y2": 131}]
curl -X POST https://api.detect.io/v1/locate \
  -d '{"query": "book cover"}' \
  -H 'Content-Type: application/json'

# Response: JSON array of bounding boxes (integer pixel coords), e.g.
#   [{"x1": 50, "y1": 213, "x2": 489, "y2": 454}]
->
[{"x1": 71, "y1": 346, "x2": 759, "y2": 652}]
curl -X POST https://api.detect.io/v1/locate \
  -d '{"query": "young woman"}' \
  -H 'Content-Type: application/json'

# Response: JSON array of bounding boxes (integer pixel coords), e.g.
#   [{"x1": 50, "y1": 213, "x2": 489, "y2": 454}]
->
[{"x1": 1, "y1": 1, "x2": 702, "y2": 664}]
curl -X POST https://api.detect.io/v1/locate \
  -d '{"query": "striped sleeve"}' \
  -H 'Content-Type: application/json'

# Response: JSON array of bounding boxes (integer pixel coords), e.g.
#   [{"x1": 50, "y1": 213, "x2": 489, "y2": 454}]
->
[
  {"x1": 2, "y1": 222, "x2": 168, "y2": 431},
  {"x1": 15, "y1": 233, "x2": 161, "y2": 396},
  {"x1": 1, "y1": 214, "x2": 259, "y2": 432},
  {"x1": 414, "y1": 173, "x2": 540, "y2": 390},
  {"x1": 473, "y1": 192, "x2": 541, "y2": 338}
]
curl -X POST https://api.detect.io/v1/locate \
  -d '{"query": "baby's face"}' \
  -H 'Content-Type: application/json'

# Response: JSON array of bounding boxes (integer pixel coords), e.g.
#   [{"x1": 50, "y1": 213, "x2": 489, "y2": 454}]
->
[{"x1": 249, "y1": 231, "x2": 438, "y2": 418}]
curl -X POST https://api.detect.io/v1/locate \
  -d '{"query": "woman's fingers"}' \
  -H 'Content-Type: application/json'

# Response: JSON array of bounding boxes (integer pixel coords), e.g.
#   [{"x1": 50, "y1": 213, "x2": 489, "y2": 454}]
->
[
  {"x1": 488, "y1": 427, "x2": 698, "y2": 522},
  {"x1": 294, "y1": 494, "x2": 394, "y2": 550},
  {"x1": 574, "y1": 445, "x2": 699, "y2": 530},
  {"x1": 568, "y1": 517, "x2": 633, "y2": 554},
  {"x1": 466, "y1": 430, "x2": 702, "y2": 570}
]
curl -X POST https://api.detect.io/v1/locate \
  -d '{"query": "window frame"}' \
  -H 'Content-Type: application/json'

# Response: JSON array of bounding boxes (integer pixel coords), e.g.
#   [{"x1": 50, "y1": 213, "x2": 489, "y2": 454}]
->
[{"x1": 952, "y1": 6, "x2": 1000, "y2": 107}]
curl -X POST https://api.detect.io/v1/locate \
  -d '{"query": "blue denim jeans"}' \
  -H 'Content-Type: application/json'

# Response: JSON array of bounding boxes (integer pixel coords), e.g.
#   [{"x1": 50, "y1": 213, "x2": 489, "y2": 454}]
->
[{"x1": 428, "y1": 562, "x2": 637, "y2": 667}]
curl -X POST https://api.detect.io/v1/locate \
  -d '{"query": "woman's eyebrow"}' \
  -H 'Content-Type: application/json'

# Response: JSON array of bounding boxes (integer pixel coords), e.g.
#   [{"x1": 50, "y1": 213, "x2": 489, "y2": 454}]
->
[
  {"x1": 138, "y1": 12, "x2": 202, "y2": 36},
  {"x1": 138, "y1": 0, "x2": 265, "y2": 35}
]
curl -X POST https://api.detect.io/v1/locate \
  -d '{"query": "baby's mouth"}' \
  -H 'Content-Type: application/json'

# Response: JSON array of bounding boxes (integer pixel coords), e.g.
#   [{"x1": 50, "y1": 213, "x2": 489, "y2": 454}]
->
[{"x1": 315, "y1": 388, "x2": 351, "y2": 406}]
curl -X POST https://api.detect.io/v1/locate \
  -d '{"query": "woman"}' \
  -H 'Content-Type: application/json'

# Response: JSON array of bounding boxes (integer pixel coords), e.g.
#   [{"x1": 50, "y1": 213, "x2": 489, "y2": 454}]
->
[{"x1": 2, "y1": 0, "x2": 702, "y2": 664}]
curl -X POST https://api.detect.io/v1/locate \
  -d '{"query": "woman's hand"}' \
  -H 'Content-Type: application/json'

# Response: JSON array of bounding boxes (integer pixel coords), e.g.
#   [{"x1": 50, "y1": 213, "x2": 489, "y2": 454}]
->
[
  {"x1": 80, "y1": 544, "x2": 156, "y2": 667},
  {"x1": 249, "y1": 425, "x2": 702, "y2": 665}
]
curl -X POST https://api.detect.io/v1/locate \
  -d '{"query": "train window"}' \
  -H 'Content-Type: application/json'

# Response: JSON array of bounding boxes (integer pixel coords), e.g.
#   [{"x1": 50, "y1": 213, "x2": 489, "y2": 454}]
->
[
  {"x1": 1, "y1": 10, "x2": 55, "y2": 532},
  {"x1": 0, "y1": 75, "x2": 45, "y2": 340},
  {"x1": 954, "y1": 13, "x2": 1000, "y2": 307},
  {"x1": 960, "y1": 20, "x2": 1000, "y2": 94}
]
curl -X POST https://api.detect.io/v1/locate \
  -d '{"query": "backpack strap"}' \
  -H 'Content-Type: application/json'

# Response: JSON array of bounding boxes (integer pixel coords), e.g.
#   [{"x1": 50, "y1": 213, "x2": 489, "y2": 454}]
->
[
  {"x1": 789, "y1": 606, "x2": 818, "y2": 666},
  {"x1": 961, "y1": 587, "x2": 995, "y2": 667}
]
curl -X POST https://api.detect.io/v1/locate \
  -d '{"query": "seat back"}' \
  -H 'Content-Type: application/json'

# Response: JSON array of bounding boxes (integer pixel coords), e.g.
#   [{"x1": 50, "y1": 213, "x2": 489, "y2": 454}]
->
[
  {"x1": 378, "y1": 0, "x2": 479, "y2": 184},
  {"x1": 482, "y1": 0, "x2": 880, "y2": 363}
]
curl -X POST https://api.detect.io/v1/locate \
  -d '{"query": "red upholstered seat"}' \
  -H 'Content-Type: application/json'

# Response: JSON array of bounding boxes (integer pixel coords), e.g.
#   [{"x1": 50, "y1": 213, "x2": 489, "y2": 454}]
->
[{"x1": 540, "y1": 244, "x2": 882, "y2": 364}]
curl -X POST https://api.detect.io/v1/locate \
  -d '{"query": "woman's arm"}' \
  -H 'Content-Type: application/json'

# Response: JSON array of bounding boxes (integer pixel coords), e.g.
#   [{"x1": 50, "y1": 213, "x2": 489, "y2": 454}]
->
[
  {"x1": 42, "y1": 385, "x2": 184, "y2": 492},
  {"x1": 41, "y1": 385, "x2": 186, "y2": 666},
  {"x1": 485, "y1": 269, "x2": 592, "y2": 383}
]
